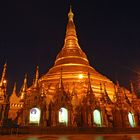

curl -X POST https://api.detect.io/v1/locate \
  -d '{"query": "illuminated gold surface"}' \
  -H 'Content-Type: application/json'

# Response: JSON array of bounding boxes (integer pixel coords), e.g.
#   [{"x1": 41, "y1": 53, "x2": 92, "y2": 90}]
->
[{"x1": 38, "y1": 6, "x2": 123, "y2": 100}]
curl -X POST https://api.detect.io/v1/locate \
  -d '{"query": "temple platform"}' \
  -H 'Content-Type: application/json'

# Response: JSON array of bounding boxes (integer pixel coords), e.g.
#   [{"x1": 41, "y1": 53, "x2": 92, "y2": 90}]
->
[{"x1": 0, "y1": 127, "x2": 140, "y2": 135}]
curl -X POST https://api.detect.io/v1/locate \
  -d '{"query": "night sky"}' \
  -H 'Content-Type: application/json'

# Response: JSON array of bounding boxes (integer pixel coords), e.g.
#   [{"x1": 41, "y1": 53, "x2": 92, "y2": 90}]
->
[{"x1": 0, "y1": 1, "x2": 140, "y2": 94}]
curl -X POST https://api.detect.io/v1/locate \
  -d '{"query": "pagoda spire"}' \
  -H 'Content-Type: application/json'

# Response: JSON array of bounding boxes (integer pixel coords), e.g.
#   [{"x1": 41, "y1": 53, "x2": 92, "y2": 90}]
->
[
  {"x1": 100, "y1": 83, "x2": 105, "y2": 102},
  {"x1": 87, "y1": 72, "x2": 93, "y2": 94},
  {"x1": 12, "y1": 82, "x2": 17, "y2": 94},
  {"x1": 123, "y1": 88, "x2": 131, "y2": 105},
  {"x1": 54, "y1": 5, "x2": 89, "y2": 67},
  {"x1": 23, "y1": 74, "x2": 27, "y2": 91},
  {"x1": 34, "y1": 66, "x2": 39, "y2": 88},
  {"x1": 130, "y1": 80, "x2": 137, "y2": 100},
  {"x1": 130, "y1": 80, "x2": 134, "y2": 93},
  {"x1": 10, "y1": 82, "x2": 19, "y2": 103},
  {"x1": 68, "y1": 5, "x2": 74, "y2": 21},
  {"x1": 103, "y1": 83, "x2": 112, "y2": 104},
  {"x1": 20, "y1": 74, "x2": 27, "y2": 100},
  {"x1": 115, "y1": 80, "x2": 125, "y2": 105},
  {"x1": 10, "y1": 82, "x2": 18, "y2": 101},
  {"x1": 58, "y1": 68, "x2": 64, "y2": 90},
  {"x1": 64, "y1": 5, "x2": 79, "y2": 49},
  {"x1": 116, "y1": 80, "x2": 121, "y2": 94},
  {"x1": 0, "y1": 63, "x2": 8, "y2": 103},
  {"x1": 0, "y1": 63, "x2": 7, "y2": 85}
]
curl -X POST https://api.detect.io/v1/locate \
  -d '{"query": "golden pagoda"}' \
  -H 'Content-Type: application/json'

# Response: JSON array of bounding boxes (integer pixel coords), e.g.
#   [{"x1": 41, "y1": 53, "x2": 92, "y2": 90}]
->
[
  {"x1": 39, "y1": 6, "x2": 117, "y2": 100},
  {"x1": 1, "y1": 6, "x2": 140, "y2": 128}
]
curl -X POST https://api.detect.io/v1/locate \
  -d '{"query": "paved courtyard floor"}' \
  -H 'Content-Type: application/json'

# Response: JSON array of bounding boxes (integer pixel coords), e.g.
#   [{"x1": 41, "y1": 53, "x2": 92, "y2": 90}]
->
[{"x1": 0, "y1": 134, "x2": 140, "y2": 140}]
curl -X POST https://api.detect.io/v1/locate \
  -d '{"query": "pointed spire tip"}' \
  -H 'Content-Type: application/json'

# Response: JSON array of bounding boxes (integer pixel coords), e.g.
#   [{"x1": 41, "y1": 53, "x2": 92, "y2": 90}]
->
[
  {"x1": 34, "y1": 65, "x2": 39, "y2": 88},
  {"x1": 68, "y1": 5, "x2": 74, "y2": 21},
  {"x1": 4, "y1": 62, "x2": 7, "y2": 67},
  {"x1": 12, "y1": 82, "x2": 17, "y2": 93}
]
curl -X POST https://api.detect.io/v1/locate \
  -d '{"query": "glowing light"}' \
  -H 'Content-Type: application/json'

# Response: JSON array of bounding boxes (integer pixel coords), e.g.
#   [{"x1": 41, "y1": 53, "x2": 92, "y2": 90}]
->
[
  {"x1": 59, "y1": 107, "x2": 68, "y2": 125},
  {"x1": 3, "y1": 80, "x2": 7, "y2": 84},
  {"x1": 78, "y1": 74, "x2": 83, "y2": 79},
  {"x1": 29, "y1": 108, "x2": 41, "y2": 125},
  {"x1": 93, "y1": 109, "x2": 102, "y2": 127},
  {"x1": 128, "y1": 112, "x2": 135, "y2": 127}
]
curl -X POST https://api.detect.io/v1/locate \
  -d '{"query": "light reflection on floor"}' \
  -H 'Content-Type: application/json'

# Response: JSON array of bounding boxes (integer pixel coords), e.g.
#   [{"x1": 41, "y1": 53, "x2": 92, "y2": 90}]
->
[{"x1": 0, "y1": 134, "x2": 140, "y2": 140}]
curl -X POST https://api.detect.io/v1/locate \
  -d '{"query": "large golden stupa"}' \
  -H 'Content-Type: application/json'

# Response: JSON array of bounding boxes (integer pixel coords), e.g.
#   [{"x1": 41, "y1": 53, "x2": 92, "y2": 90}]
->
[
  {"x1": 0, "y1": 6, "x2": 140, "y2": 128},
  {"x1": 39, "y1": 7, "x2": 117, "y2": 100}
]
